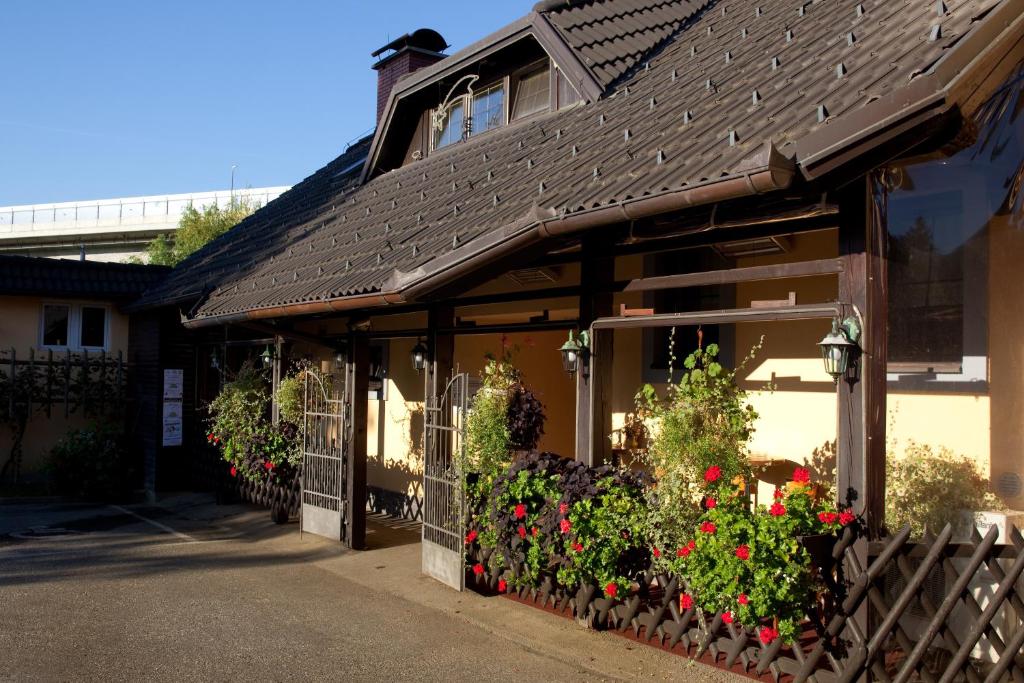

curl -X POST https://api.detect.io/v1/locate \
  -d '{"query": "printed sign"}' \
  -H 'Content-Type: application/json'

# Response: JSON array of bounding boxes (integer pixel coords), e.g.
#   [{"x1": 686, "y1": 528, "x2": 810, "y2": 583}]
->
[
  {"x1": 163, "y1": 369, "x2": 184, "y2": 400},
  {"x1": 162, "y1": 401, "x2": 182, "y2": 447}
]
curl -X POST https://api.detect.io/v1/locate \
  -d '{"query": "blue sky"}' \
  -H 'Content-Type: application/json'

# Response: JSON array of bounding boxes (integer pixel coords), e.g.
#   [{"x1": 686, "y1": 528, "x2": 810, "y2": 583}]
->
[{"x1": 1, "y1": 1, "x2": 528, "y2": 206}]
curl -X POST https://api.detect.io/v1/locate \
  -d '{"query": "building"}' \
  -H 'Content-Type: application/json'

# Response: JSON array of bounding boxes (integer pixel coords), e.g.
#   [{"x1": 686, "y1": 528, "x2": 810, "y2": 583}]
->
[
  {"x1": 120, "y1": 0, "x2": 1024, "y2": 676},
  {"x1": 0, "y1": 255, "x2": 168, "y2": 480},
  {"x1": 0, "y1": 187, "x2": 290, "y2": 262}
]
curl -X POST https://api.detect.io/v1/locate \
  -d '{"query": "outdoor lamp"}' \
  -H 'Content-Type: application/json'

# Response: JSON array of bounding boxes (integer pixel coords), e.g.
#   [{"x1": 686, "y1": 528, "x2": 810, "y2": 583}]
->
[
  {"x1": 559, "y1": 330, "x2": 590, "y2": 376},
  {"x1": 260, "y1": 345, "x2": 275, "y2": 367},
  {"x1": 209, "y1": 350, "x2": 220, "y2": 370},
  {"x1": 818, "y1": 317, "x2": 861, "y2": 382},
  {"x1": 411, "y1": 339, "x2": 428, "y2": 373}
]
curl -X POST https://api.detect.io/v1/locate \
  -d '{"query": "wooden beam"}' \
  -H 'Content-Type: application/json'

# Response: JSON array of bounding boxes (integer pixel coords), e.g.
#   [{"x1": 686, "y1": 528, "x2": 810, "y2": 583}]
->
[
  {"x1": 346, "y1": 333, "x2": 369, "y2": 550},
  {"x1": 426, "y1": 306, "x2": 455, "y2": 405},
  {"x1": 591, "y1": 303, "x2": 840, "y2": 331},
  {"x1": 576, "y1": 237, "x2": 614, "y2": 466},
  {"x1": 623, "y1": 258, "x2": 842, "y2": 293}
]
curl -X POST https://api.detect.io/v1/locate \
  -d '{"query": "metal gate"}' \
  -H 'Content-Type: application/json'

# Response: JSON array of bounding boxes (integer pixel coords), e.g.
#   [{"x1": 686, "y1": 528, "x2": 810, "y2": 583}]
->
[
  {"x1": 422, "y1": 373, "x2": 470, "y2": 590},
  {"x1": 301, "y1": 368, "x2": 348, "y2": 541}
]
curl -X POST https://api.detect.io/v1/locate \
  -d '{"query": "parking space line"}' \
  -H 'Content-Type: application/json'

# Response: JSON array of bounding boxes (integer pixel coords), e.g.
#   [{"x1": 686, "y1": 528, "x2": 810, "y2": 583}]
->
[{"x1": 108, "y1": 505, "x2": 197, "y2": 542}]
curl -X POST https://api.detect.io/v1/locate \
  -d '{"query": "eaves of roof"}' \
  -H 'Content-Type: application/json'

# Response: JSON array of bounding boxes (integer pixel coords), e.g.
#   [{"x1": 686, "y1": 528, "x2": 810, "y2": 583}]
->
[{"x1": 181, "y1": 142, "x2": 795, "y2": 328}]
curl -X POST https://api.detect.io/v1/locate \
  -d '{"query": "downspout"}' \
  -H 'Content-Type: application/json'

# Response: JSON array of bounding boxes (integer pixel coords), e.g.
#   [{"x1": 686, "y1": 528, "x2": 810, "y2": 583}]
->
[{"x1": 181, "y1": 142, "x2": 794, "y2": 329}]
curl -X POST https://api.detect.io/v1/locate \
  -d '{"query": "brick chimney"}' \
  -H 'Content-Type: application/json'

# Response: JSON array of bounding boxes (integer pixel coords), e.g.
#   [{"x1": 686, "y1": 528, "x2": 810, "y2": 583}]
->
[{"x1": 372, "y1": 29, "x2": 448, "y2": 126}]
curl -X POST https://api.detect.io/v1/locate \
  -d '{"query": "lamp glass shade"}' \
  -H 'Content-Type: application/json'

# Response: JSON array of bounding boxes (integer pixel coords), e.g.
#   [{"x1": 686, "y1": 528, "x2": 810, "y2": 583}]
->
[
  {"x1": 559, "y1": 336, "x2": 581, "y2": 375},
  {"x1": 818, "y1": 321, "x2": 855, "y2": 381},
  {"x1": 411, "y1": 341, "x2": 428, "y2": 372},
  {"x1": 260, "y1": 345, "x2": 274, "y2": 366}
]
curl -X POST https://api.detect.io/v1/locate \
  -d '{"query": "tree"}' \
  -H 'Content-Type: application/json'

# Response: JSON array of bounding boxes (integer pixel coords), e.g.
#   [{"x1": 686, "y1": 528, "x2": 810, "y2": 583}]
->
[{"x1": 139, "y1": 198, "x2": 258, "y2": 266}]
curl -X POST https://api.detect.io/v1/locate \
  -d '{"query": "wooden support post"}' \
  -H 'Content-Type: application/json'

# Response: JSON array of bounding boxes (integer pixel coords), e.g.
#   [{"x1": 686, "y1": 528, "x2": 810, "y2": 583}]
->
[
  {"x1": 836, "y1": 175, "x2": 887, "y2": 534},
  {"x1": 575, "y1": 238, "x2": 615, "y2": 466},
  {"x1": 271, "y1": 334, "x2": 283, "y2": 425},
  {"x1": 346, "y1": 333, "x2": 369, "y2": 550},
  {"x1": 425, "y1": 306, "x2": 455, "y2": 402}
]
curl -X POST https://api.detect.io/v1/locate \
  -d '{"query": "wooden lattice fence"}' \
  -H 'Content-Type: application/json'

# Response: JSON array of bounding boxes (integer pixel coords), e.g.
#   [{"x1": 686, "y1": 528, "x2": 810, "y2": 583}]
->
[{"x1": 469, "y1": 523, "x2": 1024, "y2": 682}]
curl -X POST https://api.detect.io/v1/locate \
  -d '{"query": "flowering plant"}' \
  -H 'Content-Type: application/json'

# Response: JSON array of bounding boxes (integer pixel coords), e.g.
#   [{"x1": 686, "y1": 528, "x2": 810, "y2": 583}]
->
[
  {"x1": 207, "y1": 362, "x2": 302, "y2": 484},
  {"x1": 675, "y1": 466, "x2": 854, "y2": 644}
]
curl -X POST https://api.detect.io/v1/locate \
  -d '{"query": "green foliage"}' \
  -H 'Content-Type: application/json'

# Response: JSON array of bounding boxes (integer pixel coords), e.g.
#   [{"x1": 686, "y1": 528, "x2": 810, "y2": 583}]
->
[
  {"x1": 143, "y1": 198, "x2": 257, "y2": 266},
  {"x1": 49, "y1": 423, "x2": 133, "y2": 500},
  {"x1": 557, "y1": 476, "x2": 649, "y2": 597},
  {"x1": 886, "y1": 442, "x2": 1003, "y2": 540},
  {"x1": 640, "y1": 340, "x2": 762, "y2": 572},
  {"x1": 208, "y1": 362, "x2": 301, "y2": 482},
  {"x1": 678, "y1": 469, "x2": 848, "y2": 644},
  {"x1": 275, "y1": 365, "x2": 309, "y2": 426}
]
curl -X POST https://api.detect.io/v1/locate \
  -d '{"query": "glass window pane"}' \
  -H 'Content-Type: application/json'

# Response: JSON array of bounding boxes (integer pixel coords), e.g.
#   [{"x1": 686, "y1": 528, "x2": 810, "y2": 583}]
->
[
  {"x1": 80, "y1": 307, "x2": 106, "y2": 348},
  {"x1": 42, "y1": 305, "x2": 70, "y2": 346},
  {"x1": 471, "y1": 83, "x2": 504, "y2": 135},
  {"x1": 512, "y1": 66, "x2": 550, "y2": 120},
  {"x1": 433, "y1": 101, "x2": 464, "y2": 150}
]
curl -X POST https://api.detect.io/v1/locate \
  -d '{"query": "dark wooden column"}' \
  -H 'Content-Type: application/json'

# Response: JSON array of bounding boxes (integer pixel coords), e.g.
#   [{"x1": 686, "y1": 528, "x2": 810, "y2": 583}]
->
[
  {"x1": 575, "y1": 237, "x2": 615, "y2": 465},
  {"x1": 836, "y1": 175, "x2": 887, "y2": 535},
  {"x1": 425, "y1": 306, "x2": 455, "y2": 401},
  {"x1": 346, "y1": 333, "x2": 369, "y2": 550}
]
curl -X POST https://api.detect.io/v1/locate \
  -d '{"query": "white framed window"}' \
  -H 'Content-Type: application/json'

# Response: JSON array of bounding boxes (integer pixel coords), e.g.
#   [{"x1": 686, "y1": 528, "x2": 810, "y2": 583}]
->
[
  {"x1": 471, "y1": 82, "x2": 505, "y2": 135},
  {"x1": 39, "y1": 303, "x2": 110, "y2": 351},
  {"x1": 432, "y1": 99, "x2": 466, "y2": 150}
]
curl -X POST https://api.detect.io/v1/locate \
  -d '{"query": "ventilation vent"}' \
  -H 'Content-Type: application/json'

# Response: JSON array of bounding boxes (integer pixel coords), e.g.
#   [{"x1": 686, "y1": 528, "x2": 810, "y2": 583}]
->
[{"x1": 506, "y1": 267, "x2": 560, "y2": 285}]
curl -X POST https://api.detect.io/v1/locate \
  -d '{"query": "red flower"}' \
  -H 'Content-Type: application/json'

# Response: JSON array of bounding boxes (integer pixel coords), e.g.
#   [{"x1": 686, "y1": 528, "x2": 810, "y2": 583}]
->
[
  {"x1": 704, "y1": 465, "x2": 722, "y2": 483},
  {"x1": 559, "y1": 502, "x2": 568, "y2": 515},
  {"x1": 531, "y1": 526, "x2": 538, "y2": 537},
  {"x1": 677, "y1": 540, "x2": 696, "y2": 558},
  {"x1": 652, "y1": 547, "x2": 661, "y2": 558},
  {"x1": 207, "y1": 433, "x2": 213, "y2": 442},
  {"x1": 213, "y1": 437, "x2": 220, "y2": 444},
  {"x1": 465, "y1": 529, "x2": 478, "y2": 544},
  {"x1": 792, "y1": 467, "x2": 811, "y2": 483},
  {"x1": 680, "y1": 593, "x2": 694, "y2": 610},
  {"x1": 705, "y1": 497, "x2": 717, "y2": 510},
  {"x1": 498, "y1": 578, "x2": 507, "y2": 592},
  {"x1": 722, "y1": 612, "x2": 734, "y2": 624},
  {"x1": 604, "y1": 582, "x2": 618, "y2": 598},
  {"x1": 573, "y1": 542, "x2": 584, "y2": 553},
  {"x1": 229, "y1": 466, "x2": 237, "y2": 477},
  {"x1": 700, "y1": 521, "x2": 717, "y2": 534},
  {"x1": 517, "y1": 525, "x2": 527, "y2": 539},
  {"x1": 773, "y1": 488, "x2": 785, "y2": 500},
  {"x1": 264, "y1": 461, "x2": 274, "y2": 471},
  {"x1": 818, "y1": 511, "x2": 838, "y2": 525},
  {"x1": 738, "y1": 593, "x2": 749, "y2": 606},
  {"x1": 514, "y1": 503, "x2": 527, "y2": 520},
  {"x1": 759, "y1": 626, "x2": 779, "y2": 645},
  {"x1": 839, "y1": 509, "x2": 856, "y2": 526},
  {"x1": 769, "y1": 502, "x2": 786, "y2": 517},
  {"x1": 735, "y1": 544, "x2": 750, "y2": 561},
  {"x1": 472, "y1": 563, "x2": 484, "y2": 576},
  {"x1": 559, "y1": 518, "x2": 572, "y2": 534}
]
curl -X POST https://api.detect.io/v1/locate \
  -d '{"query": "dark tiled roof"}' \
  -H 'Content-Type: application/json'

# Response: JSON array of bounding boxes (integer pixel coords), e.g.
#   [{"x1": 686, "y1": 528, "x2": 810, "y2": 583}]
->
[
  {"x1": 541, "y1": 0, "x2": 705, "y2": 87},
  {"x1": 139, "y1": 0, "x2": 1007, "y2": 322},
  {"x1": 0, "y1": 255, "x2": 169, "y2": 300},
  {"x1": 129, "y1": 135, "x2": 372, "y2": 311}
]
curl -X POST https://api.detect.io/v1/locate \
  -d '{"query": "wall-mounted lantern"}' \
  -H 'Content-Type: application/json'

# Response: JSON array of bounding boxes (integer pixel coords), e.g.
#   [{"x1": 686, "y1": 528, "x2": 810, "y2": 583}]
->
[
  {"x1": 260, "y1": 345, "x2": 275, "y2": 367},
  {"x1": 411, "y1": 339, "x2": 428, "y2": 373},
  {"x1": 209, "y1": 350, "x2": 220, "y2": 371},
  {"x1": 559, "y1": 330, "x2": 590, "y2": 376},
  {"x1": 333, "y1": 347, "x2": 346, "y2": 371},
  {"x1": 818, "y1": 317, "x2": 861, "y2": 383}
]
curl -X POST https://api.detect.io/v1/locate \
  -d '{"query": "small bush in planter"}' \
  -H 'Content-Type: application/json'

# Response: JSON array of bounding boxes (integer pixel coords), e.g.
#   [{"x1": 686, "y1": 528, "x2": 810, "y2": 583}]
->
[
  {"x1": 675, "y1": 466, "x2": 853, "y2": 645},
  {"x1": 49, "y1": 423, "x2": 133, "y2": 501},
  {"x1": 886, "y1": 441, "x2": 1004, "y2": 540}
]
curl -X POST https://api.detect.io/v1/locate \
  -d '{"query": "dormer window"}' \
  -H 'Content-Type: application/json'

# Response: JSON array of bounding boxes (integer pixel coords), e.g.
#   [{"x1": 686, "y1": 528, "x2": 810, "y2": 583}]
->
[
  {"x1": 472, "y1": 82, "x2": 505, "y2": 135},
  {"x1": 433, "y1": 100, "x2": 465, "y2": 150},
  {"x1": 512, "y1": 65, "x2": 550, "y2": 121}
]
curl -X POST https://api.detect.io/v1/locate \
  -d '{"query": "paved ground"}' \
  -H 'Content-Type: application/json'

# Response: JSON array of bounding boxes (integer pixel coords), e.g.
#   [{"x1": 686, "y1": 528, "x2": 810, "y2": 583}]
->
[{"x1": 0, "y1": 495, "x2": 739, "y2": 682}]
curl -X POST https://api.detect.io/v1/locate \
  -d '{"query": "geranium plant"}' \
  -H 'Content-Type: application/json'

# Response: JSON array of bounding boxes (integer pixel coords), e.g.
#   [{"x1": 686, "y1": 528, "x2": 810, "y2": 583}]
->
[{"x1": 675, "y1": 465, "x2": 854, "y2": 645}]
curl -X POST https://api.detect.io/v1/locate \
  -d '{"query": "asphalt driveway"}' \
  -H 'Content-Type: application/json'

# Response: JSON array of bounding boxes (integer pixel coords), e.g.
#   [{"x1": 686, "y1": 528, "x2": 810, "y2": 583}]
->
[{"x1": 0, "y1": 495, "x2": 736, "y2": 682}]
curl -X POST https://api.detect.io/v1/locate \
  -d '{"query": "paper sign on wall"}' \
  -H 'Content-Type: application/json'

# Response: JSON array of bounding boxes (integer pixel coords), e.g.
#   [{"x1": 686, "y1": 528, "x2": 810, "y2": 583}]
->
[{"x1": 162, "y1": 368, "x2": 184, "y2": 447}]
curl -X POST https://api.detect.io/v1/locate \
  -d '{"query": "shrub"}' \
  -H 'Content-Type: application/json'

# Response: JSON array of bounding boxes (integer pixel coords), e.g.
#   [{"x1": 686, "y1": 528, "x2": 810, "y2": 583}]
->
[
  {"x1": 886, "y1": 442, "x2": 1003, "y2": 539},
  {"x1": 640, "y1": 340, "x2": 761, "y2": 573},
  {"x1": 49, "y1": 423, "x2": 133, "y2": 501},
  {"x1": 507, "y1": 384, "x2": 545, "y2": 451},
  {"x1": 678, "y1": 466, "x2": 853, "y2": 645}
]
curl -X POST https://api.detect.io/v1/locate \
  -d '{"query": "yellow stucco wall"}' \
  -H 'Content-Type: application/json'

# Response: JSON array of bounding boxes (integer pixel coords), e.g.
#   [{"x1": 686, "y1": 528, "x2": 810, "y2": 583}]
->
[{"x1": 0, "y1": 294, "x2": 132, "y2": 479}]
